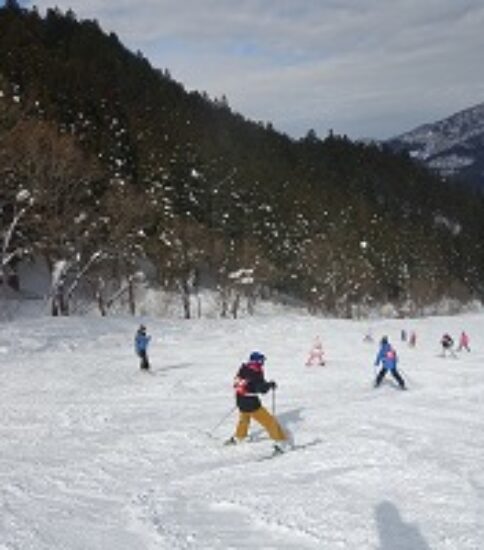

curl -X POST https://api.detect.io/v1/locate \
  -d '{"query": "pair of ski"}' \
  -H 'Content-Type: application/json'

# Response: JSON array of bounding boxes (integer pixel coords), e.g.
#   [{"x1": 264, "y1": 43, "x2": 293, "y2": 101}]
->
[
  {"x1": 258, "y1": 438, "x2": 322, "y2": 461},
  {"x1": 224, "y1": 437, "x2": 321, "y2": 461}
]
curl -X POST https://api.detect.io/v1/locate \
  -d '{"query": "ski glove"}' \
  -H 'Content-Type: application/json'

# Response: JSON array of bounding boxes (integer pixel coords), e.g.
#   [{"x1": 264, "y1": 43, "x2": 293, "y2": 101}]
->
[{"x1": 268, "y1": 381, "x2": 277, "y2": 390}]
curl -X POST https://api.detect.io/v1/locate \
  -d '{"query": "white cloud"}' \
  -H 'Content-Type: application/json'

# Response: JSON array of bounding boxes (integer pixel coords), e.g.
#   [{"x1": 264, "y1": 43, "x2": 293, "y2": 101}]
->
[{"x1": 26, "y1": 0, "x2": 484, "y2": 138}]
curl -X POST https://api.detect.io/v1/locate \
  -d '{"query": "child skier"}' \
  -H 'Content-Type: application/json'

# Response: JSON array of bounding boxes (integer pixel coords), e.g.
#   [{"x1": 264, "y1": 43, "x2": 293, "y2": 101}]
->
[
  {"x1": 135, "y1": 324, "x2": 151, "y2": 370},
  {"x1": 226, "y1": 351, "x2": 288, "y2": 453},
  {"x1": 305, "y1": 336, "x2": 325, "y2": 366},
  {"x1": 409, "y1": 331, "x2": 417, "y2": 348},
  {"x1": 440, "y1": 333, "x2": 455, "y2": 357},
  {"x1": 457, "y1": 331, "x2": 470, "y2": 352},
  {"x1": 374, "y1": 336, "x2": 406, "y2": 390}
]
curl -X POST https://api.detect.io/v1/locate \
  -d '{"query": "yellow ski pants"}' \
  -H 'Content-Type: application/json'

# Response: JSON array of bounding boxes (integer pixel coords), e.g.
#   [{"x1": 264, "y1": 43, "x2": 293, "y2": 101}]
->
[{"x1": 235, "y1": 406, "x2": 286, "y2": 442}]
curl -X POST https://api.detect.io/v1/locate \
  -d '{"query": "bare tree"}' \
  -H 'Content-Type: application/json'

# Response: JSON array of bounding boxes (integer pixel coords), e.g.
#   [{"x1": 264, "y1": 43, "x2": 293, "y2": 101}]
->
[
  {"x1": 95, "y1": 271, "x2": 144, "y2": 316},
  {"x1": 49, "y1": 251, "x2": 104, "y2": 316},
  {"x1": 0, "y1": 189, "x2": 33, "y2": 293}
]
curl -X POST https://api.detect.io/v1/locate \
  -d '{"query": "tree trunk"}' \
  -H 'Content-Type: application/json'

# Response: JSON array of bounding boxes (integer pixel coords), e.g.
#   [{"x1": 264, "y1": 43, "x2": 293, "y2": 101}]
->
[
  {"x1": 180, "y1": 278, "x2": 191, "y2": 319},
  {"x1": 247, "y1": 291, "x2": 255, "y2": 316},
  {"x1": 97, "y1": 292, "x2": 107, "y2": 316},
  {"x1": 220, "y1": 287, "x2": 229, "y2": 318},
  {"x1": 51, "y1": 285, "x2": 68, "y2": 316},
  {"x1": 231, "y1": 293, "x2": 240, "y2": 319},
  {"x1": 128, "y1": 278, "x2": 135, "y2": 315}
]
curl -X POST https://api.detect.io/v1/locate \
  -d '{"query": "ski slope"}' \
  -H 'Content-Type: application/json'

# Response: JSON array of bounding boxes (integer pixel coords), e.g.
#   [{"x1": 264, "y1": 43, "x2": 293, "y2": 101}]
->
[{"x1": 1, "y1": 311, "x2": 483, "y2": 549}]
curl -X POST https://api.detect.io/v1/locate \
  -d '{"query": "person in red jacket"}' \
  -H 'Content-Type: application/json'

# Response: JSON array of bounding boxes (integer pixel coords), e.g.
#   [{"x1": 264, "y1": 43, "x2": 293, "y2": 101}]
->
[
  {"x1": 226, "y1": 351, "x2": 287, "y2": 453},
  {"x1": 457, "y1": 331, "x2": 470, "y2": 352}
]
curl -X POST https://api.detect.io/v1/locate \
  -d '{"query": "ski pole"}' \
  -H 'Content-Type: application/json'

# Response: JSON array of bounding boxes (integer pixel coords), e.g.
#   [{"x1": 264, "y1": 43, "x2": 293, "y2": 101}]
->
[
  {"x1": 207, "y1": 405, "x2": 237, "y2": 437},
  {"x1": 398, "y1": 367, "x2": 413, "y2": 387},
  {"x1": 271, "y1": 387, "x2": 276, "y2": 416},
  {"x1": 373, "y1": 364, "x2": 379, "y2": 385}
]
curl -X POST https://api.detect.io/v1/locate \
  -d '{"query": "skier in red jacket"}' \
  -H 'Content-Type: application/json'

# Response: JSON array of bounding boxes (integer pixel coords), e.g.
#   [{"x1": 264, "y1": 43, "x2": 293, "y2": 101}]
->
[{"x1": 457, "y1": 331, "x2": 470, "y2": 352}]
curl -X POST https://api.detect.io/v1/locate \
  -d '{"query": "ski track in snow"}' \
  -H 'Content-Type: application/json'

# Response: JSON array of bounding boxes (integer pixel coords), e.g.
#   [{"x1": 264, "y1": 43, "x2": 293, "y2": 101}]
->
[{"x1": 1, "y1": 313, "x2": 484, "y2": 548}]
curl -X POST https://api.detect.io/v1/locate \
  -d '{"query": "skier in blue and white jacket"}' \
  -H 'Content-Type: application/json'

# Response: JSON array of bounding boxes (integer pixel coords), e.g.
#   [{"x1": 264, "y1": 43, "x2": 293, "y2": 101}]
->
[{"x1": 374, "y1": 336, "x2": 406, "y2": 389}]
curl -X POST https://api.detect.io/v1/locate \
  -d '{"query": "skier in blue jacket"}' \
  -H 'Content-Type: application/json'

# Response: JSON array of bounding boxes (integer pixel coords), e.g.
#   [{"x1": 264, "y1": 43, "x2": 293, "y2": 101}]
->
[
  {"x1": 135, "y1": 324, "x2": 151, "y2": 370},
  {"x1": 374, "y1": 336, "x2": 406, "y2": 389}
]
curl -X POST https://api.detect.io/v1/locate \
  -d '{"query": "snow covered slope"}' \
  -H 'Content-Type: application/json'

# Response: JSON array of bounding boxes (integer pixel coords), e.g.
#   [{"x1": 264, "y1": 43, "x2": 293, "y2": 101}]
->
[
  {"x1": 388, "y1": 102, "x2": 484, "y2": 189},
  {"x1": 1, "y1": 313, "x2": 483, "y2": 549}
]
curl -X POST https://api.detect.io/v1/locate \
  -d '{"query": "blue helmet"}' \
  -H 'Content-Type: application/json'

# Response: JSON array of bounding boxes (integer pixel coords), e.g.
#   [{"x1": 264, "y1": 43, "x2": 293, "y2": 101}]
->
[{"x1": 249, "y1": 351, "x2": 266, "y2": 363}]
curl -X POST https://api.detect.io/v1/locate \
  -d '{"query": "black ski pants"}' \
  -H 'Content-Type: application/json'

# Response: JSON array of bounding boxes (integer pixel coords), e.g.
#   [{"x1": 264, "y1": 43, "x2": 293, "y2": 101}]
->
[
  {"x1": 138, "y1": 350, "x2": 150, "y2": 370},
  {"x1": 375, "y1": 367, "x2": 405, "y2": 389}
]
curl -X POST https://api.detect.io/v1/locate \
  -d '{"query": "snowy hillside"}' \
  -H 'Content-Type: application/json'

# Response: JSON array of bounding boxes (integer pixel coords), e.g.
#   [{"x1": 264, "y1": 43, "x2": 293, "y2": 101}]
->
[
  {"x1": 388, "y1": 102, "x2": 484, "y2": 187},
  {"x1": 1, "y1": 312, "x2": 484, "y2": 549}
]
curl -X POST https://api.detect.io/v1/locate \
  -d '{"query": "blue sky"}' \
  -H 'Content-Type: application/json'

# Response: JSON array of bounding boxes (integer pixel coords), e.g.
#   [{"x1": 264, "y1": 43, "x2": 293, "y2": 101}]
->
[{"x1": 9, "y1": 0, "x2": 484, "y2": 139}]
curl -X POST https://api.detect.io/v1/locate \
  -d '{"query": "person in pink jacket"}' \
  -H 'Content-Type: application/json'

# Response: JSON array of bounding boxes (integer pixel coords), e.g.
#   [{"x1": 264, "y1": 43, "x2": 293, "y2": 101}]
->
[
  {"x1": 306, "y1": 336, "x2": 325, "y2": 366},
  {"x1": 457, "y1": 331, "x2": 470, "y2": 352}
]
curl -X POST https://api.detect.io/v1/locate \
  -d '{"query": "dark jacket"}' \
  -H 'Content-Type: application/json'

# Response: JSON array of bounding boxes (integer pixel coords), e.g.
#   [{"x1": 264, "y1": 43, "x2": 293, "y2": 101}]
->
[
  {"x1": 441, "y1": 334, "x2": 453, "y2": 349},
  {"x1": 233, "y1": 361, "x2": 273, "y2": 412}
]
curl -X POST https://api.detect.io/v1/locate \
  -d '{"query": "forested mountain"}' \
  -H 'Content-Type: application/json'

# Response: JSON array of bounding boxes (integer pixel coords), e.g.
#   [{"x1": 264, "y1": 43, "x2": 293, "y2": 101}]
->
[
  {"x1": 1, "y1": 4, "x2": 484, "y2": 317},
  {"x1": 388, "y1": 102, "x2": 484, "y2": 191}
]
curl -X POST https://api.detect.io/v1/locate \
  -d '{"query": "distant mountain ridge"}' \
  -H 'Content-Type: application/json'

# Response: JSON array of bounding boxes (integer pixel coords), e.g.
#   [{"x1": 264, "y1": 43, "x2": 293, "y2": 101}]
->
[{"x1": 387, "y1": 102, "x2": 484, "y2": 189}]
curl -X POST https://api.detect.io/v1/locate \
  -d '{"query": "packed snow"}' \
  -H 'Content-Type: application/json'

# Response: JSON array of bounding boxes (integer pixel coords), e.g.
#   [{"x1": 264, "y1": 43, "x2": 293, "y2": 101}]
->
[{"x1": 1, "y1": 310, "x2": 483, "y2": 549}]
